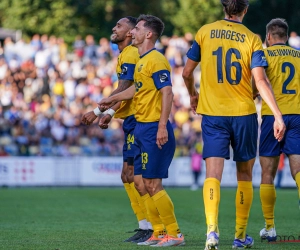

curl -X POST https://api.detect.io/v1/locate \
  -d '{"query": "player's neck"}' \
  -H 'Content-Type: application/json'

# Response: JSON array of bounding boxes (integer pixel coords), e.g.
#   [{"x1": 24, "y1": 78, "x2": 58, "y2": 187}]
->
[
  {"x1": 117, "y1": 38, "x2": 132, "y2": 51},
  {"x1": 224, "y1": 14, "x2": 244, "y2": 23},
  {"x1": 269, "y1": 40, "x2": 286, "y2": 46},
  {"x1": 137, "y1": 42, "x2": 155, "y2": 57}
]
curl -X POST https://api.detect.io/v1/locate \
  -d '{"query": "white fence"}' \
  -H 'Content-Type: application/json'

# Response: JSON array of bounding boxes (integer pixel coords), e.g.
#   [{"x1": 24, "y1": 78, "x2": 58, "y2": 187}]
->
[{"x1": 0, "y1": 157, "x2": 296, "y2": 187}]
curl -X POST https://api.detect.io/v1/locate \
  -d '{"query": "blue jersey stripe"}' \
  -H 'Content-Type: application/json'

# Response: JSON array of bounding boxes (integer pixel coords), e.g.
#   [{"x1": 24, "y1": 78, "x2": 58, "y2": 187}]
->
[
  {"x1": 152, "y1": 70, "x2": 172, "y2": 90},
  {"x1": 251, "y1": 50, "x2": 268, "y2": 69},
  {"x1": 187, "y1": 40, "x2": 201, "y2": 62},
  {"x1": 119, "y1": 63, "x2": 135, "y2": 81}
]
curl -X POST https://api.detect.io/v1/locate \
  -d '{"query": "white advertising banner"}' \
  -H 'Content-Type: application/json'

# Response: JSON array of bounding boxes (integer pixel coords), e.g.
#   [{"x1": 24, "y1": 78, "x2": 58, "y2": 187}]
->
[
  {"x1": 0, "y1": 157, "x2": 54, "y2": 186},
  {"x1": 0, "y1": 157, "x2": 296, "y2": 187},
  {"x1": 79, "y1": 157, "x2": 124, "y2": 186}
]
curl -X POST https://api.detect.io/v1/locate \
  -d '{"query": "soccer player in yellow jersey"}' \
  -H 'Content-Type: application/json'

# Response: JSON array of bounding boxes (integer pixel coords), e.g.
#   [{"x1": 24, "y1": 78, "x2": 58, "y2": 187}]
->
[
  {"x1": 254, "y1": 18, "x2": 300, "y2": 242},
  {"x1": 98, "y1": 14, "x2": 185, "y2": 247},
  {"x1": 81, "y1": 17, "x2": 154, "y2": 243},
  {"x1": 182, "y1": 0, "x2": 286, "y2": 249}
]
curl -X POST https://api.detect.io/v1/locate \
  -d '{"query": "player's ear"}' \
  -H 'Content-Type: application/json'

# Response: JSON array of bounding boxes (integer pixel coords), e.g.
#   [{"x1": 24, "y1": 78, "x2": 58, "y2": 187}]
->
[
  {"x1": 127, "y1": 30, "x2": 132, "y2": 37},
  {"x1": 243, "y1": 6, "x2": 248, "y2": 15},
  {"x1": 146, "y1": 31, "x2": 152, "y2": 39}
]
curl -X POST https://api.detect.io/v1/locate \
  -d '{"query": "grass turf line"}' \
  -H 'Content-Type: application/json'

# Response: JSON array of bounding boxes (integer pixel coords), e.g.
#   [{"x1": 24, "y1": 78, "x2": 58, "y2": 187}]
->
[{"x1": 0, "y1": 188, "x2": 299, "y2": 250}]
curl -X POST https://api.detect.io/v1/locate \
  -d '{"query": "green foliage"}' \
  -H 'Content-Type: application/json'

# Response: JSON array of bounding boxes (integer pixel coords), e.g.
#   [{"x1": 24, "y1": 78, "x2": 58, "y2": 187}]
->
[
  {"x1": 0, "y1": 0, "x2": 299, "y2": 45},
  {"x1": 162, "y1": 0, "x2": 223, "y2": 35},
  {"x1": 245, "y1": 0, "x2": 300, "y2": 37},
  {"x1": 0, "y1": 0, "x2": 77, "y2": 43}
]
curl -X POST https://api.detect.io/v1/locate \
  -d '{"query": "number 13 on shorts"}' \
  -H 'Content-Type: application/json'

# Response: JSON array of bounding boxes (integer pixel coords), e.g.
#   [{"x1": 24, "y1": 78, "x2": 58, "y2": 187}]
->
[{"x1": 141, "y1": 152, "x2": 148, "y2": 170}]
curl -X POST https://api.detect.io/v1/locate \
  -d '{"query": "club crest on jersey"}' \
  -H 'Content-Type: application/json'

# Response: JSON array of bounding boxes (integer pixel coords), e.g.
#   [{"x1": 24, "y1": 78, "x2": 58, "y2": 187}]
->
[
  {"x1": 159, "y1": 73, "x2": 168, "y2": 83},
  {"x1": 138, "y1": 64, "x2": 143, "y2": 72}
]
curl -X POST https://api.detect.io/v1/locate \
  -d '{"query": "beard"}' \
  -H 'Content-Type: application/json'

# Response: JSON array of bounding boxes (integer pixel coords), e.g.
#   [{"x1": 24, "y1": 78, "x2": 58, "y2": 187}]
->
[{"x1": 110, "y1": 34, "x2": 124, "y2": 44}]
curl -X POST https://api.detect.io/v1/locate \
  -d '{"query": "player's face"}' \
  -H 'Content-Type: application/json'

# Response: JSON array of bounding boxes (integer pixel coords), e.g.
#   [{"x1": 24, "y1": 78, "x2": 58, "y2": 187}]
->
[
  {"x1": 111, "y1": 18, "x2": 130, "y2": 44},
  {"x1": 131, "y1": 20, "x2": 148, "y2": 47}
]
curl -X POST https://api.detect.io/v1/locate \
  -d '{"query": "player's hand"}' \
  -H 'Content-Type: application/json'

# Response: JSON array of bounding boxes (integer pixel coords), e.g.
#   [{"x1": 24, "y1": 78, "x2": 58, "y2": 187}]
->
[
  {"x1": 98, "y1": 97, "x2": 113, "y2": 110},
  {"x1": 99, "y1": 114, "x2": 112, "y2": 129},
  {"x1": 81, "y1": 111, "x2": 97, "y2": 125},
  {"x1": 273, "y1": 117, "x2": 286, "y2": 142},
  {"x1": 190, "y1": 94, "x2": 199, "y2": 114},
  {"x1": 156, "y1": 125, "x2": 168, "y2": 149}
]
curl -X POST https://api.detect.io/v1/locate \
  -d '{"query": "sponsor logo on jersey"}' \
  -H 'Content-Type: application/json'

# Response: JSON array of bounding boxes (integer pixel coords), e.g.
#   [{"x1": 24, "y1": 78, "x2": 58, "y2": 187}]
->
[
  {"x1": 121, "y1": 65, "x2": 128, "y2": 75},
  {"x1": 159, "y1": 73, "x2": 168, "y2": 83}
]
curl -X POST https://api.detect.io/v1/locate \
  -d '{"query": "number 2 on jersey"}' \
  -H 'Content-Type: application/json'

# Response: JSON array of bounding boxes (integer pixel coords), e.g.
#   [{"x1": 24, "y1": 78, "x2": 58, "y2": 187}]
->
[
  {"x1": 282, "y1": 62, "x2": 296, "y2": 94},
  {"x1": 212, "y1": 47, "x2": 242, "y2": 85}
]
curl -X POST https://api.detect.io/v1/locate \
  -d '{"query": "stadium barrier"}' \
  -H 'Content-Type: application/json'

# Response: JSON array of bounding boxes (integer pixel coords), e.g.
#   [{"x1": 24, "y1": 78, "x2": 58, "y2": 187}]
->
[{"x1": 0, "y1": 157, "x2": 295, "y2": 187}]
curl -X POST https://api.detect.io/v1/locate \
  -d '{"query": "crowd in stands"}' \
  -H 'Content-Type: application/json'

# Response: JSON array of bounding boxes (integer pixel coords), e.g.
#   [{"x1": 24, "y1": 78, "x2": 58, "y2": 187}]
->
[
  {"x1": 0, "y1": 31, "x2": 298, "y2": 157},
  {"x1": 0, "y1": 33, "x2": 201, "y2": 157}
]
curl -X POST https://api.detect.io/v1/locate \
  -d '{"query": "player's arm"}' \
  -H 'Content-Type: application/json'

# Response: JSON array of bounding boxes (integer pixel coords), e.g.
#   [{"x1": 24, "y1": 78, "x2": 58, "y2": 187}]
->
[
  {"x1": 110, "y1": 79, "x2": 133, "y2": 96},
  {"x1": 98, "y1": 102, "x2": 121, "y2": 129},
  {"x1": 98, "y1": 85, "x2": 135, "y2": 110},
  {"x1": 82, "y1": 100, "x2": 122, "y2": 126},
  {"x1": 251, "y1": 77, "x2": 259, "y2": 100},
  {"x1": 157, "y1": 86, "x2": 173, "y2": 149},
  {"x1": 252, "y1": 67, "x2": 286, "y2": 141},
  {"x1": 106, "y1": 79, "x2": 133, "y2": 110},
  {"x1": 182, "y1": 58, "x2": 199, "y2": 113},
  {"x1": 82, "y1": 61, "x2": 135, "y2": 126},
  {"x1": 101, "y1": 60, "x2": 136, "y2": 109},
  {"x1": 98, "y1": 76, "x2": 135, "y2": 111}
]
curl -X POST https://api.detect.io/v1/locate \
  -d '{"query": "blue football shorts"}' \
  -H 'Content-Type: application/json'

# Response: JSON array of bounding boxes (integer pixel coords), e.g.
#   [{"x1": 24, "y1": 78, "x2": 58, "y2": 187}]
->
[
  {"x1": 134, "y1": 120, "x2": 175, "y2": 178},
  {"x1": 260, "y1": 114, "x2": 300, "y2": 156},
  {"x1": 122, "y1": 115, "x2": 138, "y2": 162},
  {"x1": 202, "y1": 114, "x2": 258, "y2": 162}
]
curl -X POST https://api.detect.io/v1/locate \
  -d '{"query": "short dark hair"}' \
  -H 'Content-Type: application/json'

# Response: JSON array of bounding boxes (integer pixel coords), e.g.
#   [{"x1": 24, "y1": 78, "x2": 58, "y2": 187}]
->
[
  {"x1": 266, "y1": 18, "x2": 288, "y2": 40},
  {"x1": 221, "y1": 0, "x2": 249, "y2": 18},
  {"x1": 125, "y1": 16, "x2": 137, "y2": 28},
  {"x1": 136, "y1": 14, "x2": 165, "y2": 39}
]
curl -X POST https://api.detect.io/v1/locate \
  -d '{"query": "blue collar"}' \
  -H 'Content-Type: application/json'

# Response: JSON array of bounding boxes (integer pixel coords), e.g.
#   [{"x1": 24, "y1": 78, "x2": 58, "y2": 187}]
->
[
  {"x1": 223, "y1": 19, "x2": 242, "y2": 24},
  {"x1": 140, "y1": 48, "x2": 156, "y2": 58},
  {"x1": 272, "y1": 43, "x2": 286, "y2": 46}
]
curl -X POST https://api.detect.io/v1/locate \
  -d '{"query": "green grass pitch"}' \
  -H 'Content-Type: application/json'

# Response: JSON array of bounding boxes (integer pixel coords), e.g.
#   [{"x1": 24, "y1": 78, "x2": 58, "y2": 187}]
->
[{"x1": 0, "y1": 187, "x2": 299, "y2": 250}]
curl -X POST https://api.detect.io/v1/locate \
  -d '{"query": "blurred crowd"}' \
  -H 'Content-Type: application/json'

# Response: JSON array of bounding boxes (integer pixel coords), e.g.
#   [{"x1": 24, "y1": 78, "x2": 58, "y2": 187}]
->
[
  {"x1": 0, "y1": 33, "x2": 201, "y2": 157},
  {"x1": 0, "y1": 30, "x2": 298, "y2": 157}
]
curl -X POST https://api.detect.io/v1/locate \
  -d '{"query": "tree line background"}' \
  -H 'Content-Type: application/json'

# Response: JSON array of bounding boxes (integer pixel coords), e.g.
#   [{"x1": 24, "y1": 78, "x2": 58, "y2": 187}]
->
[{"x1": 0, "y1": 0, "x2": 299, "y2": 45}]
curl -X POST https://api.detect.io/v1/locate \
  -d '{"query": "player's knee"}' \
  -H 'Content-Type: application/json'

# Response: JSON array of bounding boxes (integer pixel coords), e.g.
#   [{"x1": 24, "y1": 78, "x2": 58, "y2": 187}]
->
[
  {"x1": 134, "y1": 176, "x2": 146, "y2": 195},
  {"x1": 260, "y1": 167, "x2": 277, "y2": 184},
  {"x1": 236, "y1": 171, "x2": 252, "y2": 182},
  {"x1": 291, "y1": 169, "x2": 300, "y2": 180},
  {"x1": 261, "y1": 174, "x2": 274, "y2": 184},
  {"x1": 143, "y1": 179, "x2": 163, "y2": 196},
  {"x1": 126, "y1": 157, "x2": 134, "y2": 182},
  {"x1": 127, "y1": 173, "x2": 134, "y2": 183},
  {"x1": 121, "y1": 170, "x2": 127, "y2": 183}
]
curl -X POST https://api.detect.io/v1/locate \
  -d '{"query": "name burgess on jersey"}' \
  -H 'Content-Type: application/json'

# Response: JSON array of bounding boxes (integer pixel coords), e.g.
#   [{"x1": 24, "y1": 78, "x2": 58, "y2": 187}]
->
[{"x1": 210, "y1": 29, "x2": 246, "y2": 43}]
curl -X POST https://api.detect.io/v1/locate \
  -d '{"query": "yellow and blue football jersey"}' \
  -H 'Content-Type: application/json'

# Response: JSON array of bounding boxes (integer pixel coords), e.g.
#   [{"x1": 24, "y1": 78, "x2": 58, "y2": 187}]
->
[
  {"x1": 262, "y1": 44, "x2": 300, "y2": 115},
  {"x1": 133, "y1": 48, "x2": 172, "y2": 122},
  {"x1": 187, "y1": 19, "x2": 268, "y2": 116},
  {"x1": 114, "y1": 45, "x2": 140, "y2": 119}
]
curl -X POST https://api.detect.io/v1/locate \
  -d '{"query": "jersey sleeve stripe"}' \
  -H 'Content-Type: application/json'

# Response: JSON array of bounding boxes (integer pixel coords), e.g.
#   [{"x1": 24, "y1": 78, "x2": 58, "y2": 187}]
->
[
  {"x1": 251, "y1": 50, "x2": 268, "y2": 69},
  {"x1": 187, "y1": 40, "x2": 201, "y2": 62},
  {"x1": 152, "y1": 70, "x2": 172, "y2": 90}
]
